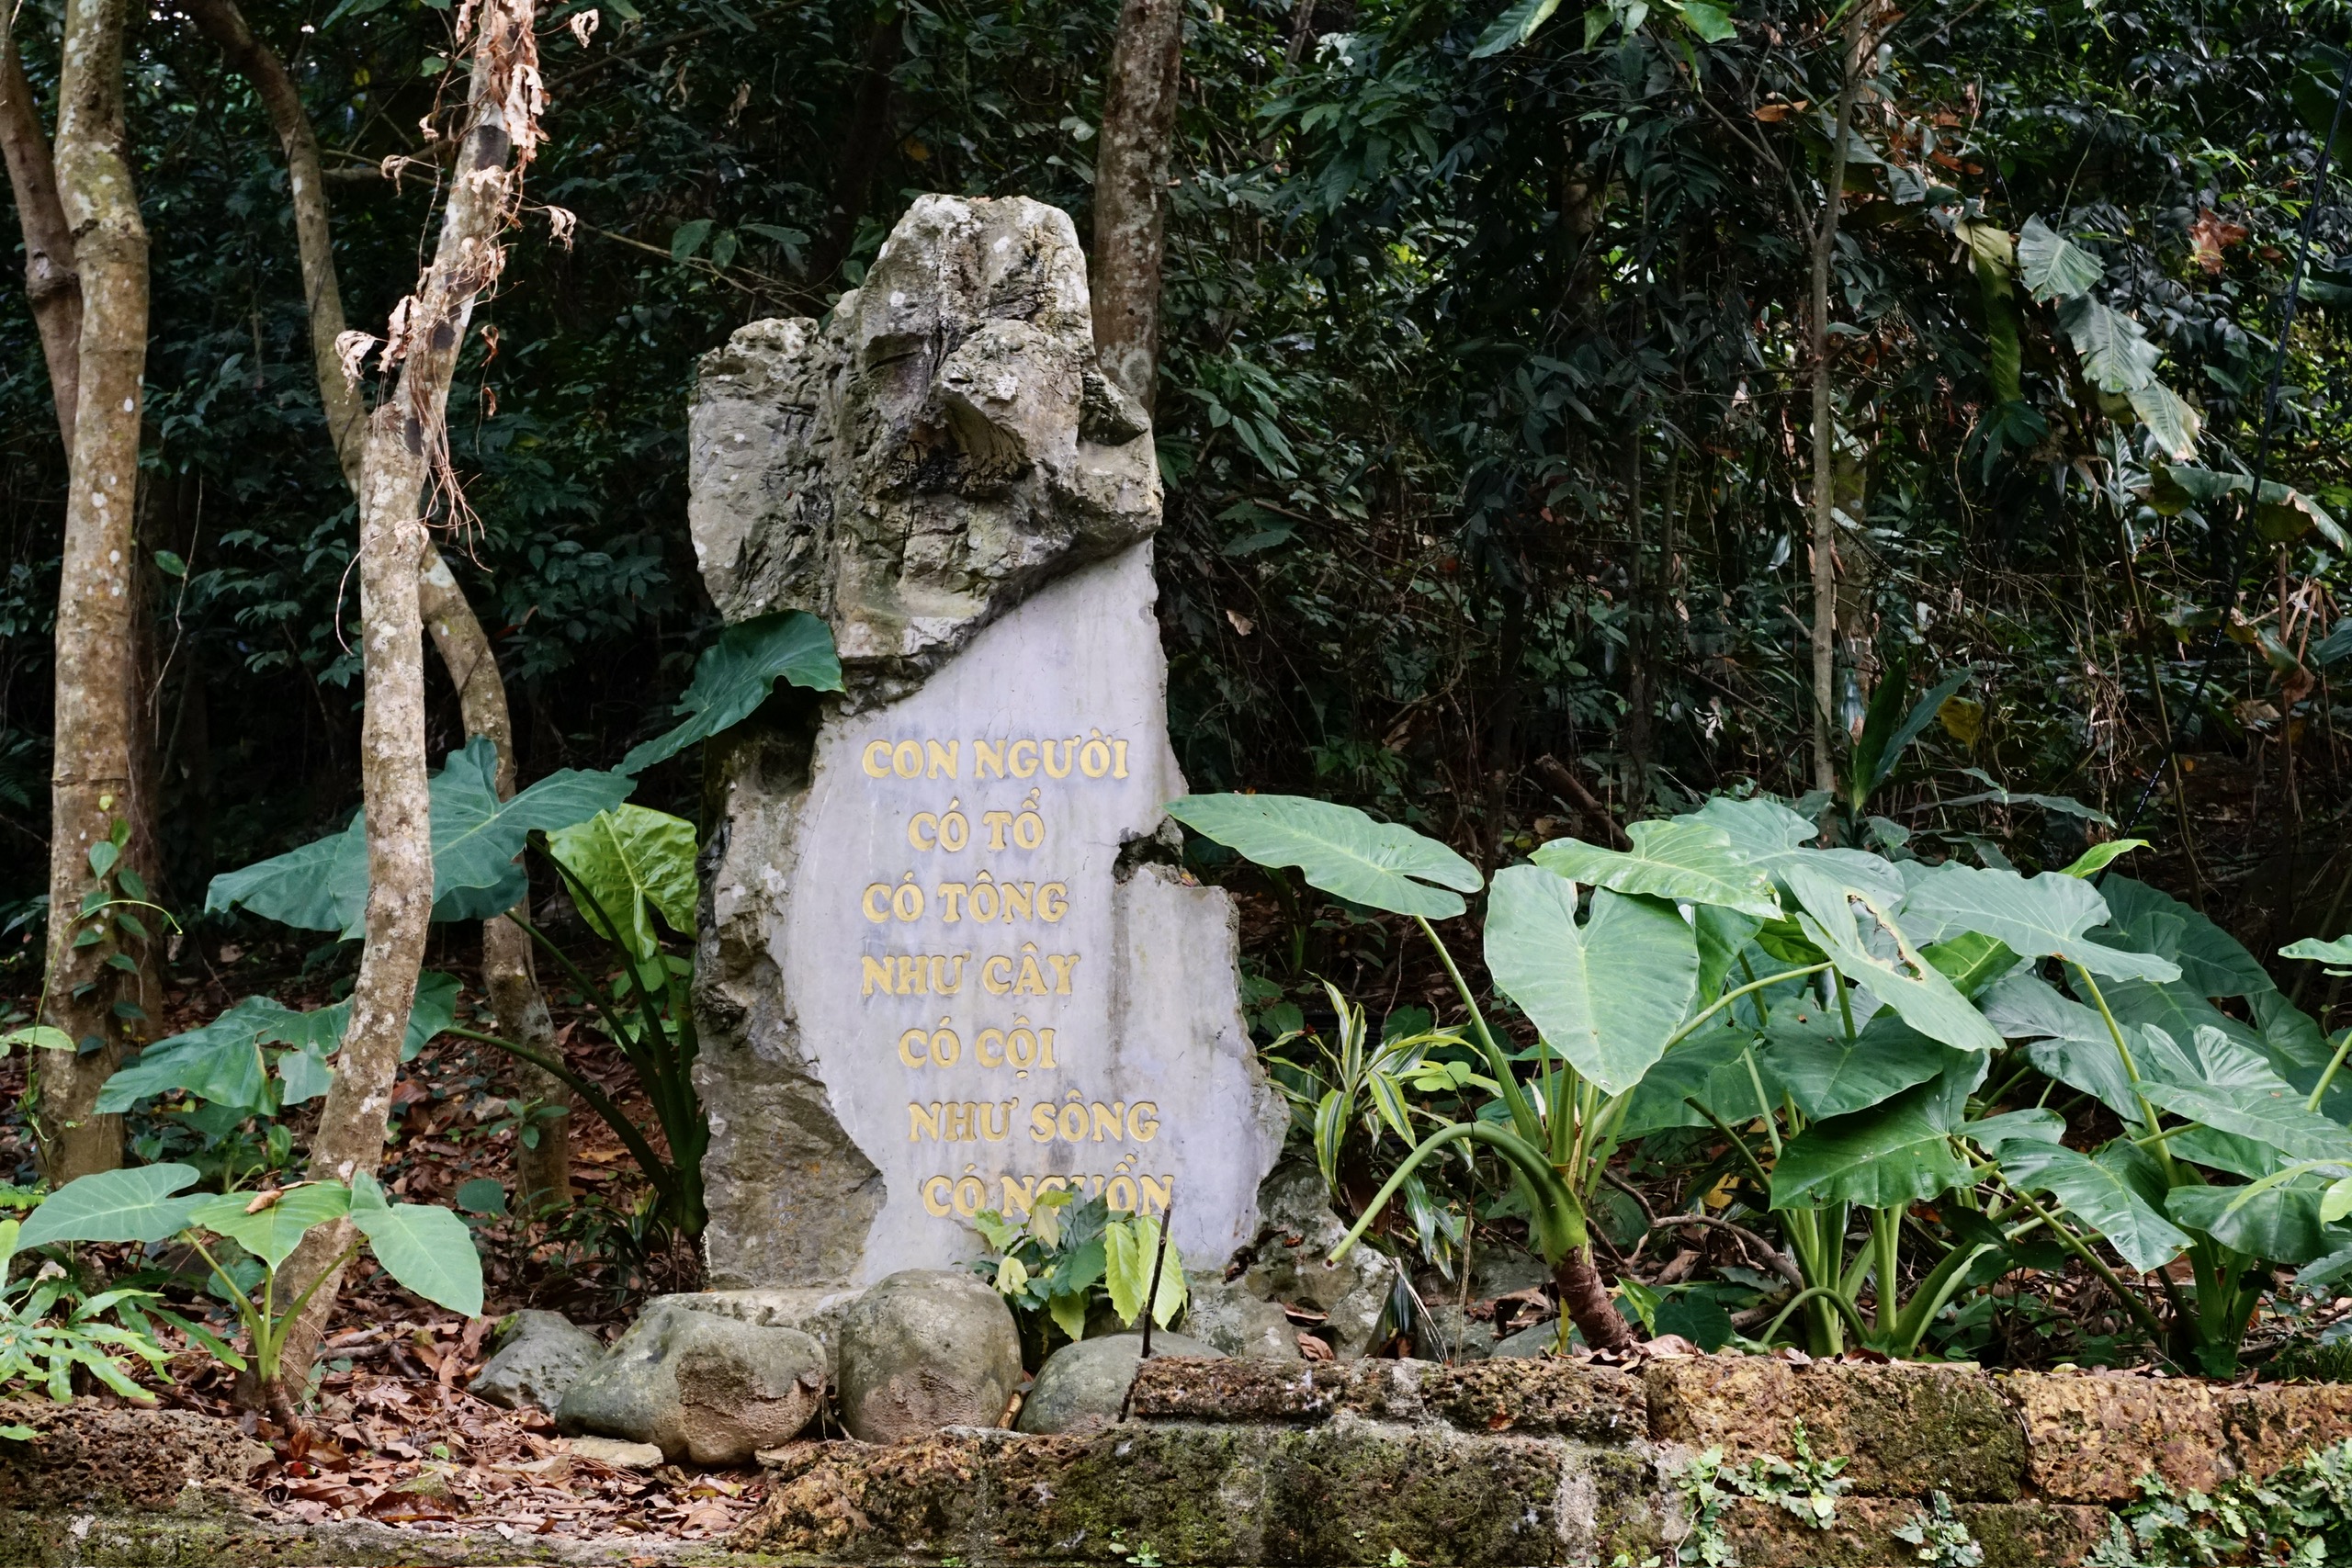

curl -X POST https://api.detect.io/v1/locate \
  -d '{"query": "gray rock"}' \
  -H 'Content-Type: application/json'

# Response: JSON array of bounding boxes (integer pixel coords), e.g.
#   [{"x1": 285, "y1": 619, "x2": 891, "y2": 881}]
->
[
  {"x1": 1015, "y1": 1333, "x2": 1214, "y2": 1435},
  {"x1": 1417, "y1": 1241, "x2": 1552, "y2": 1307},
  {"x1": 469, "y1": 1309, "x2": 605, "y2": 1414},
  {"x1": 1182, "y1": 1272, "x2": 1299, "y2": 1361},
  {"x1": 648, "y1": 1288, "x2": 863, "y2": 1377},
  {"x1": 1239, "y1": 1161, "x2": 1399, "y2": 1359},
  {"x1": 1412, "y1": 1304, "x2": 1498, "y2": 1363},
  {"x1": 568, "y1": 1437, "x2": 664, "y2": 1471},
  {"x1": 687, "y1": 195, "x2": 1159, "y2": 694},
  {"x1": 834, "y1": 1269, "x2": 1023, "y2": 1443},
  {"x1": 689, "y1": 196, "x2": 1285, "y2": 1296},
  {"x1": 556, "y1": 1303, "x2": 826, "y2": 1465},
  {"x1": 1491, "y1": 1318, "x2": 1571, "y2": 1359}
]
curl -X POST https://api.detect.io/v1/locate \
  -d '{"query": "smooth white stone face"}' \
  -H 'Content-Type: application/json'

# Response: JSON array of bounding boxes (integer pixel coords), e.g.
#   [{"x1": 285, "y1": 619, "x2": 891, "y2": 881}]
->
[{"x1": 767, "y1": 542, "x2": 1284, "y2": 1281}]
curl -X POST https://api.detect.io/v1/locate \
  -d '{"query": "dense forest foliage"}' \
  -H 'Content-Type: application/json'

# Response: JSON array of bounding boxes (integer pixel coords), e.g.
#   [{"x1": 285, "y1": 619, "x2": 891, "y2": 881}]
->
[{"x1": 4, "y1": 0, "x2": 2347, "y2": 949}]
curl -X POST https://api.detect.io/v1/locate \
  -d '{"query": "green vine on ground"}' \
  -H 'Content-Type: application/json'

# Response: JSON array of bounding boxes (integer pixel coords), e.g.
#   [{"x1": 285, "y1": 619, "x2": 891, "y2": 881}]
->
[
  {"x1": 2085, "y1": 1440, "x2": 2352, "y2": 1565},
  {"x1": 1894, "y1": 1491, "x2": 1984, "y2": 1567}
]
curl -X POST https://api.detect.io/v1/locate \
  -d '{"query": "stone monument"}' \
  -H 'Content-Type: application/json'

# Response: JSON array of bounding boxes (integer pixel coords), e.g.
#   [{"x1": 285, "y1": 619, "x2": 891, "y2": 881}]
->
[{"x1": 689, "y1": 194, "x2": 1287, "y2": 1291}]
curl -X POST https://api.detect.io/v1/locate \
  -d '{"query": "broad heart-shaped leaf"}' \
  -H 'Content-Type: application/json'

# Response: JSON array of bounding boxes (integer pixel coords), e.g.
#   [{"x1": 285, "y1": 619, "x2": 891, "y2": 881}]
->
[
  {"x1": 1692, "y1": 906, "x2": 1761, "y2": 1011},
  {"x1": 2058, "y1": 294, "x2": 2162, "y2": 393},
  {"x1": 1783, "y1": 863, "x2": 2003, "y2": 1054},
  {"x1": 19, "y1": 1165, "x2": 203, "y2": 1248},
  {"x1": 271, "y1": 969, "x2": 460, "y2": 1069},
  {"x1": 1165, "y1": 795, "x2": 1482, "y2": 919},
  {"x1": 620, "y1": 611, "x2": 843, "y2": 774},
  {"x1": 545, "y1": 806, "x2": 698, "y2": 961},
  {"x1": 1762, "y1": 1009, "x2": 1952, "y2": 1120},
  {"x1": 1770, "y1": 1084, "x2": 1971, "y2": 1210},
  {"x1": 348, "y1": 1174, "x2": 484, "y2": 1316},
  {"x1": 1483, "y1": 867, "x2": 1699, "y2": 1097},
  {"x1": 1468, "y1": 0, "x2": 1564, "y2": 58},
  {"x1": 1618, "y1": 1026, "x2": 1781, "y2": 1137},
  {"x1": 2129, "y1": 381, "x2": 2201, "y2": 461},
  {"x1": 2138, "y1": 1036, "x2": 2352, "y2": 1168},
  {"x1": 187, "y1": 1183, "x2": 352, "y2": 1271},
  {"x1": 427, "y1": 741, "x2": 638, "y2": 923},
  {"x1": 204, "y1": 743, "x2": 632, "y2": 936},
  {"x1": 1898, "y1": 863, "x2": 2179, "y2": 983},
  {"x1": 96, "y1": 995, "x2": 305, "y2": 1113},
  {"x1": 2017, "y1": 215, "x2": 2103, "y2": 302},
  {"x1": 1532, "y1": 819, "x2": 1778, "y2": 919},
  {"x1": 2166, "y1": 1181, "x2": 2352, "y2": 1268},
  {"x1": 204, "y1": 814, "x2": 368, "y2": 934},
  {"x1": 1993, "y1": 1137, "x2": 2191, "y2": 1273},
  {"x1": 2096, "y1": 876, "x2": 2270, "y2": 998}
]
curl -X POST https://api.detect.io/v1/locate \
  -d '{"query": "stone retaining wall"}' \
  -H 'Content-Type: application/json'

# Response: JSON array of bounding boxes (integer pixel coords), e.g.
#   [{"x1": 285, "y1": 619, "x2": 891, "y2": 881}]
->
[{"x1": 11, "y1": 1356, "x2": 2352, "y2": 1566}]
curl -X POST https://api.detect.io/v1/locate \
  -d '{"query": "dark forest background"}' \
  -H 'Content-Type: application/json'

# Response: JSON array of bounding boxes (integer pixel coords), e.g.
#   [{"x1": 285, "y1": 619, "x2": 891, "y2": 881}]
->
[{"x1": 6, "y1": 0, "x2": 2352, "y2": 1002}]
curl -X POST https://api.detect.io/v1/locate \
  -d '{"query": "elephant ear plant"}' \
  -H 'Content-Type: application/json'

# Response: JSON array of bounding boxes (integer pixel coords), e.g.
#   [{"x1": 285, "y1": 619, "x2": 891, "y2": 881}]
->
[
  {"x1": 18, "y1": 1164, "x2": 481, "y2": 1431},
  {"x1": 1173, "y1": 789, "x2": 2352, "y2": 1370}
]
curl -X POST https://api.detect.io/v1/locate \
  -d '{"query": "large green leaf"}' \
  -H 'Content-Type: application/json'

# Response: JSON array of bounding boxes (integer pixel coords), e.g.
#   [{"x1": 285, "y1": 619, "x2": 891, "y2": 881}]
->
[
  {"x1": 1483, "y1": 867, "x2": 1699, "y2": 1096},
  {"x1": 1532, "y1": 819, "x2": 1779, "y2": 919},
  {"x1": 1165, "y1": 794, "x2": 1482, "y2": 918},
  {"x1": 96, "y1": 996, "x2": 303, "y2": 1114},
  {"x1": 2137, "y1": 1042, "x2": 2352, "y2": 1167},
  {"x1": 2058, "y1": 295, "x2": 2161, "y2": 393},
  {"x1": 1899, "y1": 863, "x2": 2179, "y2": 983},
  {"x1": 349, "y1": 1174, "x2": 484, "y2": 1316},
  {"x1": 187, "y1": 1183, "x2": 352, "y2": 1271},
  {"x1": 203, "y1": 816, "x2": 368, "y2": 934},
  {"x1": 620, "y1": 611, "x2": 843, "y2": 773},
  {"x1": 1992, "y1": 1137, "x2": 2190, "y2": 1273},
  {"x1": 1692, "y1": 905, "x2": 1761, "y2": 1010},
  {"x1": 2097, "y1": 877, "x2": 2269, "y2": 998},
  {"x1": 1468, "y1": 0, "x2": 1564, "y2": 58},
  {"x1": 2128, "y1": 381, "x2": 2201, "y2": 461},
  {"x1": 545, "y1": 806, "x2": 699, "y2": 961},
  {"x1": 1782, "y1": 863, "x2": 2003, "y2": 1054},
  {"x1": 1619, "y1": 1026, "x2": 1781, "y2": 1136},
  {"x1": 2166, "y1": 1182, "x2": 2351, "y2": 1267},
  {"x1": 19, "y1": 1165, "x2": 204, "y2": 1248},
  {"x1": 1770, "y1": 1084, "x2": 1970, "y2": 1209},
  {"x1": 1762, "y1": 1010, "x2": 1951, "y2": 1120},
  {"x1": 428, "y1": 742, "x2": 638, "y2": 922},
  {"x1": 205, "y1": 742, "x2": 631, "y2": 936},
  {"x1": 277, "y1": 969, "x2": 461, "y2": 1068},
  {"x1": 2017, "y1": 216, "x2": 2103, "y2": 302}
]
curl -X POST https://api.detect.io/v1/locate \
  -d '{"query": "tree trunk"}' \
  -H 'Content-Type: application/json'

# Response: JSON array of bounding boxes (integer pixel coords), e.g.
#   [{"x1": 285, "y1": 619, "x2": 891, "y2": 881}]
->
[
  {"x1": 186, "y1": 0, "x2": 571, "y2": 1210},
  {"x1": 0, "y1": 16, "x2": 82, "y2": 448},
  {"x1": 420, "y1": 554, "x2": 571, "y2": 1209},
  {"x1": 1807, "y1": 2, "x2": 1872, "y2": 796},
  {"x1": 806, "y1": 3, "x2": 901, "y2": 287},
  {"x1": 38, "y1": 0, "x2": 150, "y2": 1184},
  {"x1": 271, "y1": 0, "x2": 544, "y2": 1394},
  {"x1": 1090, "y1": 0, "x2": 1183, "y2": 412}
]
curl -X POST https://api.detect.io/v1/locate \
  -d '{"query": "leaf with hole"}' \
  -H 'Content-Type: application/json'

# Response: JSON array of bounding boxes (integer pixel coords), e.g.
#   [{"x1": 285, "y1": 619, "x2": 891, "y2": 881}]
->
[{"x1": 1533, "y1": 818, "x2": 1778, "y2": 919}]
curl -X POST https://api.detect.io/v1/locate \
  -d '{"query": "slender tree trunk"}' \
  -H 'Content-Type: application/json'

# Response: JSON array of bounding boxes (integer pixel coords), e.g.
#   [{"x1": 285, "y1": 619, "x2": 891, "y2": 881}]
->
[
  {"x1": 272, "y1": 0, "x2": 543, "y2": 1394},
  {"x1": 184, "y1": 0, "x2": 572, "y2": 1211},
  {"x1": 1090, "y1": 0, "x2": 1183, "y2": 412},
  {"x1": 0, "y1": 17, "x2": 81, "y2": 449},
  {"x1": 36, "y1": 0, "x2": 149, "y2": 1184},
  {"x1": 807, "y1": 3, "x2": 900, "y2": 287},
  {"x1": 1807, "y1": 2, "x2": 1871, "y2": 796},
  {"x1": 420, "y1": 556, "x2": 571, "y2": 1209}
]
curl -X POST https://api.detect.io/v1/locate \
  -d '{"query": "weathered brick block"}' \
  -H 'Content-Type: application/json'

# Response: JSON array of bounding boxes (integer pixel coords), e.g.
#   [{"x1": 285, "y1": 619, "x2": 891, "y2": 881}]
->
[
  {"x1": 2000, "y1": 1371, "x2": 2226, "y2": 1501},
  {"x1": 1644, "y1": 1355, "x2": 2026, "y2": 1500}
]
